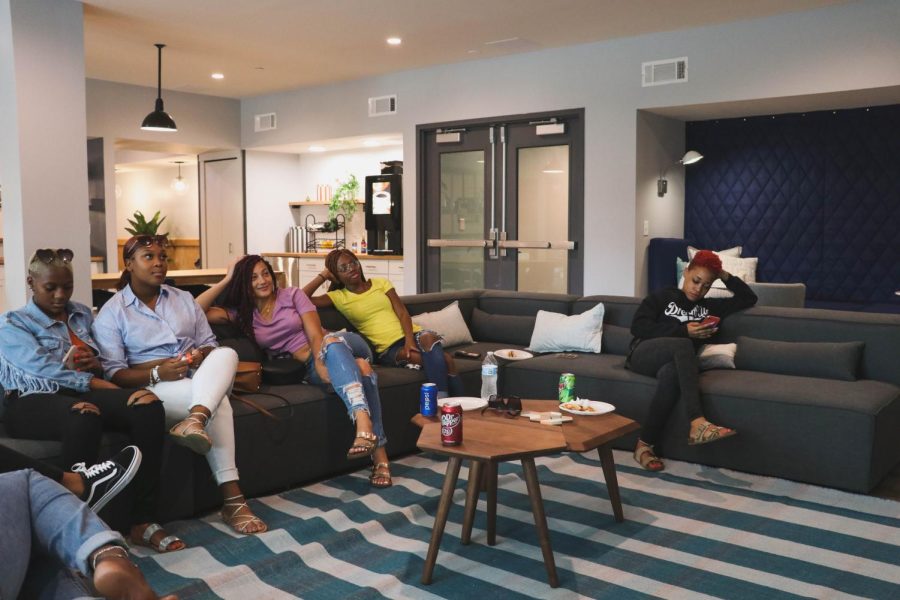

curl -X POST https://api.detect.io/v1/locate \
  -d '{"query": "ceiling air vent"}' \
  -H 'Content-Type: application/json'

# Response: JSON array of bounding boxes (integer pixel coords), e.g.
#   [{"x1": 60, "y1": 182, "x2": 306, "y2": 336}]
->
[
  {"x1": 254, "y1": 113, "x2": 276, "y2": 132},
  {"x1": 368, "y1": 94, "x2": 398, "y2": 117},
  {"x1": 642, "y1": 57, "x2": 687, "y2": 87}
]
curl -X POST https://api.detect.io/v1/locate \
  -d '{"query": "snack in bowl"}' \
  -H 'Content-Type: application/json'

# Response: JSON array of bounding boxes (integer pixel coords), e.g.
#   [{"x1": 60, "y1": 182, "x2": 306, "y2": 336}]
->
[{"x1": 560, "y1": 400, "x2": 596, "y2": 413}]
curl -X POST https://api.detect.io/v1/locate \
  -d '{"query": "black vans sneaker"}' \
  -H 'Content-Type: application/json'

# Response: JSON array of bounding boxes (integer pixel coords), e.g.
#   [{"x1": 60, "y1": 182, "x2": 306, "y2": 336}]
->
[{"x1": 71, "y1": 445, "x2": 142, "y2": 512}]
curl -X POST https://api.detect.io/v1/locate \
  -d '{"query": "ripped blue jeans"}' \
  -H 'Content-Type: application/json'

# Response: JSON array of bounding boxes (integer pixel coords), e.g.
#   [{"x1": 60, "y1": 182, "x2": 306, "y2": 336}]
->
[
  {"x1": 305, "y1": 332, "x2": 386, "y2": 447},
  {"x1": 379, "y1": 330, "x2": 464, "y2": 398}
]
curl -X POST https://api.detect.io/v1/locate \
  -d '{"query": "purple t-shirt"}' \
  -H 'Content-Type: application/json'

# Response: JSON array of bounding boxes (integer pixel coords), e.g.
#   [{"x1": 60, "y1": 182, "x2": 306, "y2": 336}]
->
[{"x1": 229, "y1": 287, "x2": 317, "y2": 355}]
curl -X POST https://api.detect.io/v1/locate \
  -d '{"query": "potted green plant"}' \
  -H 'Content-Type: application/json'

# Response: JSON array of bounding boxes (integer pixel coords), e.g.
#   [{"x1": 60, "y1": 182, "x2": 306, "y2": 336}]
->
[
  {"x1": 125, "y1": 210, "x2": 168, "y2": 236},
  {"x1": 328, "y1": 174, "x2": 360, "y2": 226}
]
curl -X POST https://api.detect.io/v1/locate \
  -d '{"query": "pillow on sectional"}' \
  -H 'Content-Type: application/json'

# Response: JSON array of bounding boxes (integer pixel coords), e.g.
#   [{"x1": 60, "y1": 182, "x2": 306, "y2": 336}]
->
[
  {"x1": 601, "y1": 324, "x2": 632, "y2": 355},
  {"x1": 697, "y1": 343, "x2": 737, "y2": 370},
  {"x1": 411, "y1": 301, "x2": 474, "y2": 347},
  {"x1": 470, "y1": 307, "x2": 535, "y2": 346},
  {"x1": 735, "y1": 336, "x2": 864, "y2": 381},
  {"x1": 678, "y1": 255, "x2": 758, "y2": 298},
  {"x1": 527, "y1": 303, "x2": 604, "y2": 354},
  {"x1": 688, "y1": 245, "x2": 742, "y2": 260}
]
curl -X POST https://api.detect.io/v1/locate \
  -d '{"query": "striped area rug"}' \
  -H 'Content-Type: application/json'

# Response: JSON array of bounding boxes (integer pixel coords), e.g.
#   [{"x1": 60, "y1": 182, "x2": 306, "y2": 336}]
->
[{"x1": 136, "y1": 450, "x2": 900, "y2": 599}]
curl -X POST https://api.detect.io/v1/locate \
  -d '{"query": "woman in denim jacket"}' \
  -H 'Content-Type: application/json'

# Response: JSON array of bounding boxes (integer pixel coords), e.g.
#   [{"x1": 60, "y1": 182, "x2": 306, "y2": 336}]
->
[{"x1": 0, "y1": 249, "x2": 178, "y2": 552}]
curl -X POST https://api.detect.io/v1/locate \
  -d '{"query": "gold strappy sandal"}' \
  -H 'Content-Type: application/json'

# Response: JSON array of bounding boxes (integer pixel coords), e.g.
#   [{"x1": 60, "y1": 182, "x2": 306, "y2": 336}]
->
[
  {"x1": 168, "y1": 413, "x2": 212, "y2": 455},
  {"x1": 221, "y1": 495, "x2": 267, "y2": 535}
]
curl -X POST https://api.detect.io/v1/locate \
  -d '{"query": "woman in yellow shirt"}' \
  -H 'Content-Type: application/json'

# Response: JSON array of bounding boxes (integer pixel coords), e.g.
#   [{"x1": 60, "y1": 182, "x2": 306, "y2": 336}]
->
[{"x1": 304, "y1": 249, "x2": 465, "y2": 398}]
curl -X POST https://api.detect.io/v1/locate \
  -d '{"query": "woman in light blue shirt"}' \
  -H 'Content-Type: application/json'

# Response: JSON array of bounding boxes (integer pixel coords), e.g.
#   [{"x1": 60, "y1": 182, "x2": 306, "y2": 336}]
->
[
  {"x1": 93, "y1": 235, "x2": 266, "y2": 535},
  {"x1": 0, "y1": 249, "x2": 177, "y2": 552}
]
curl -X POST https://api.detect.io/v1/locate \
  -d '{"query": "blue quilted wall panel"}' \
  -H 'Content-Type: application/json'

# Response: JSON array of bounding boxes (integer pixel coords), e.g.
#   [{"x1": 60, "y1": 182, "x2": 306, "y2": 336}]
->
[{"x1": 685, "y1": 105, "x2": 900, "y2": 304}]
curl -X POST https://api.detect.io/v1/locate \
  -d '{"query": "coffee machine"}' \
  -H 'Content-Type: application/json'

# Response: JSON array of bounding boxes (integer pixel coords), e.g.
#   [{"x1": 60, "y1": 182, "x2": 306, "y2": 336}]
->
[{"x1": 364, "y1": 161, "x2": 402, "y2": 255}]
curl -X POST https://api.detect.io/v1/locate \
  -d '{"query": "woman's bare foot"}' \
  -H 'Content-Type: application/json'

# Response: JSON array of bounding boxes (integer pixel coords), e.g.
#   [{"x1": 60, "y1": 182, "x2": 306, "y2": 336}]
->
[
  {"x1": 129, "y1": 523, "x2": 185, "y2": 553},
  {"x1": 92, "y1": 546, "x2": 178, "y2": 600},
  {"x1": 221, "y1": 495, "x2": 267, "y2": 534},
  {"x1": 688, "y1": 417, "x2": 737, "y2": 446}
]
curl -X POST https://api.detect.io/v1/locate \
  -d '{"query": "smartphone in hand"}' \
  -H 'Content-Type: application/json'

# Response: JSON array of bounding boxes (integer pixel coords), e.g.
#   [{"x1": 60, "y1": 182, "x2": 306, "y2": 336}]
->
[
  {"x1": 700, "y1": 315, "x2": 721, "y2": 328},
  {"x1": 62, "y1": 345, "x2": 78, "y2": 370}
]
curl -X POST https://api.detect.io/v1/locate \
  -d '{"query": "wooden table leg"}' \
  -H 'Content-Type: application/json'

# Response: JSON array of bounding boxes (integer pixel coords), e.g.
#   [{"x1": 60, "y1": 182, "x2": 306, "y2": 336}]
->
[
  {"x1": 521, "y1": 457, "x2": 559, "y2": 588},
  {"x1": 461, "y1": 460, "x2": 483, "y2": 545},
  {"x1": 422, "y1": 456, "x2": 462, "y2": 585},
  {"x1": 598, "y1": 444, "x2": 625, "y2": 523},
  {"x1": 485, "y1": 461, "x2": 498, "y2": 546}
]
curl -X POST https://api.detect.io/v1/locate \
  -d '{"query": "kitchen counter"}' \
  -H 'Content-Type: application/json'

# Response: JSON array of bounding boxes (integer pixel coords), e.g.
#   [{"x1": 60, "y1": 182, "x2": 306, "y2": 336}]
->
[{"x1": 261, "y1": 252, "x2": 402, "y2": 261}]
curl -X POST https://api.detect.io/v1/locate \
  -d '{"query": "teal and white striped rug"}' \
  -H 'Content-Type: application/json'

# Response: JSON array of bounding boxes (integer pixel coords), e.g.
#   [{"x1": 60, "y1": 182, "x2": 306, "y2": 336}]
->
[{"x1": 136, "y1": 450, "x2": 900, "y2": 599}]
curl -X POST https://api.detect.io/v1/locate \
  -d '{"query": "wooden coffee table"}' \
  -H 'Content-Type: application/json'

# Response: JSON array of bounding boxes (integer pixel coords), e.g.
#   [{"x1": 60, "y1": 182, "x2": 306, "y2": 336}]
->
[{"x1": 414, "y1": 399, "x2": 639, "y2": 587}]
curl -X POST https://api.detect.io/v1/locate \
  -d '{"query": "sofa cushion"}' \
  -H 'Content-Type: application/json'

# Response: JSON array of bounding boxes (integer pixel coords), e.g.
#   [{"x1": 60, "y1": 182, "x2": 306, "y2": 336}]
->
[
  {"x1": 412, "y1": 301, "x2": 473, "y2": 347},
  {"x1": 527, "y1": 304, "x2": 604, "y2": 353},
  {"x1": 735, "y1": 336, "x2": 864, "y2": 381},
  {"x1": 471, "y1": 308, "x2": 535, "y2": 346},
  {"x1": 698, "y1": 343, "x2": 737, "y2": 370},
  {"x1": 601, "y1": 324, "x2": 632, "y2": 355}
]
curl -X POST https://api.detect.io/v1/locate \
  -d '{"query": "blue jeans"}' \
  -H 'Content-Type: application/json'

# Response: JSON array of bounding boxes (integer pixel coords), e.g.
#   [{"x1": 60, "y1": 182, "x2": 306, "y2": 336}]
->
[
  {"x1": 0, "y1": 469, "x2": 125, "y2": 599},
  {"x1": 379, "y1": 330, "x2": 464, "y2": 397},
  {"x1": 306, "y1": 332, "x2": 386, "y2": 447}
]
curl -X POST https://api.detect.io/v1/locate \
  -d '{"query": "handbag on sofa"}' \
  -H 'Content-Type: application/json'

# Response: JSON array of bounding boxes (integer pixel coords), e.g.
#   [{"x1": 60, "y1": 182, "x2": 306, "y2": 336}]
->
[{"x1": 234, "y1": 361, "x2": 263, "y2": 392}]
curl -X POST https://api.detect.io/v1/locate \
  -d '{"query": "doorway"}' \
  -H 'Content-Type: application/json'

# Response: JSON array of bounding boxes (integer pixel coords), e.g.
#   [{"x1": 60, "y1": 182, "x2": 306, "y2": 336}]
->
[
  {"x1": 199, "y1": 150, "x2": 245, "y2": 267},
  {"x1": 419, "y1": 109, "x2": 584, "y2": 294}
]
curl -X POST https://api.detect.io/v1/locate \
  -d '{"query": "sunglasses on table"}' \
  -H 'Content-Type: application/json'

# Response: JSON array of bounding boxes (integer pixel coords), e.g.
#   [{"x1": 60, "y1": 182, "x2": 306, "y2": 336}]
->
[
  {"x1": 33, "y1": 248, "x2": 74, "y2": 264},
  {"x1": 481, "y1": 394, "x2": 522, "y2": 418},
  {"x1": 123, "y1": 235, "x2": 169, "y2": 258}
]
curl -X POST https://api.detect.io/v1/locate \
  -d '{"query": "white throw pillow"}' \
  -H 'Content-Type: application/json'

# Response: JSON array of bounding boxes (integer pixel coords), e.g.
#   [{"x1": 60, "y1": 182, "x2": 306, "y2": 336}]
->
[
  {"x1": 688, "y1": 245, "x2": 742, "y2": 260},
  {"x1": 411, "y1": 301, "x2": 473, "y2": 347},
  {"x1": 697, "y1": 343, "x2": 737, "y2": 370},
  {"x1": 679, "y1": 255, "x2": 758, "y2": 298},
  {"x1": 527, "y1": 303, "x2": 604, "y2": 354}
]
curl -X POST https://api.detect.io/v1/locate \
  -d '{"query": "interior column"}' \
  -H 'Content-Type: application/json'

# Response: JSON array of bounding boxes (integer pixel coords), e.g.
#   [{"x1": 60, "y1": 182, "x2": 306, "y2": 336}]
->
[{"x1": 0, "y1": 0, "x2": 92, "y2": 306}]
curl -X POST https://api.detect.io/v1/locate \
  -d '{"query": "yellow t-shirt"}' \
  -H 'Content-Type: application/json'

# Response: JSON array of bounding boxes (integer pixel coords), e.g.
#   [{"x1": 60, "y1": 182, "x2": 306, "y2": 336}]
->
[{"x1": 327, "y1": 277, "x2": 421, "y2": 353}]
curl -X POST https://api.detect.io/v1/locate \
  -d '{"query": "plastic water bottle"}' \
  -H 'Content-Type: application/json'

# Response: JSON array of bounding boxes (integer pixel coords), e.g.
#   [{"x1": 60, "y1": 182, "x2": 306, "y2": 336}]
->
[{"x1": 480, "y1": 351, "x2": 498, "y2": 402}]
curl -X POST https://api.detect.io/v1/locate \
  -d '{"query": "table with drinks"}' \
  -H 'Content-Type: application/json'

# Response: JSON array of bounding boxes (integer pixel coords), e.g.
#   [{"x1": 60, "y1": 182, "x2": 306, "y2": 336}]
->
[{"x1": 414, "y1": 368, "x2": 640, "y2": 588}]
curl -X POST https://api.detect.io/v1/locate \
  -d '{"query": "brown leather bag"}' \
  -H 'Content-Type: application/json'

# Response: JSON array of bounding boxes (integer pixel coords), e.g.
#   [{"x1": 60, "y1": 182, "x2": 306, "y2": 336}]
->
[{"x1": 233, "y1": 361, "x2": 262, "y2": 393}]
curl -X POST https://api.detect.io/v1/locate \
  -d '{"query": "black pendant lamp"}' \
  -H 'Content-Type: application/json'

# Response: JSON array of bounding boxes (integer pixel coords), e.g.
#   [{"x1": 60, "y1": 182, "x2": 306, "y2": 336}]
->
[{"x1": 141, "y1": 43, "x2": 177, "y2": 132}]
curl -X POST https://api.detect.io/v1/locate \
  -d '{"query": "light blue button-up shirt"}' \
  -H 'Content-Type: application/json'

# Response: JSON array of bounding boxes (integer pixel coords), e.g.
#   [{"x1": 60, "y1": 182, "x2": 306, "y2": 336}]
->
[
  {"x1": 0, "y1": 299, "x2": 96, "y2": 395},
  {"x1": 92, "y1": 284, "x2": 218, "y2": 379}
]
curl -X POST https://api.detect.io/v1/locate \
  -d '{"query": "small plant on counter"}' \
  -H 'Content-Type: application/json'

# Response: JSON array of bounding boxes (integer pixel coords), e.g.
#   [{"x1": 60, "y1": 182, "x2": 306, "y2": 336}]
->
[
  {"x1": 329, "y1": 174, "x2": 360, "y2": 225},
  {"x1": 125, "y1": 210, "x2": 168, "y2": 236}
]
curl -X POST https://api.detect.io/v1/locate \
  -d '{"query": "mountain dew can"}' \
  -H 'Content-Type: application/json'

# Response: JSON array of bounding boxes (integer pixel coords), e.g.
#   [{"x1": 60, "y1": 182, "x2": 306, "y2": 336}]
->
[{"x1": 558, "y1": 373, "x2": 576, "y2": 403}]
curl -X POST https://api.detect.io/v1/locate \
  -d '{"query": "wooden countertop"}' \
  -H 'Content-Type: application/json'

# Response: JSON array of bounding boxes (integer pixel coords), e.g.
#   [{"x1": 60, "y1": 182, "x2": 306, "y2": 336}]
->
[
  {"x1": 91, "y1": 268, "x2": 227, "y2": 289},
  {"x1": 261, "y1": 252, "x2": 402, "y2": 261}
]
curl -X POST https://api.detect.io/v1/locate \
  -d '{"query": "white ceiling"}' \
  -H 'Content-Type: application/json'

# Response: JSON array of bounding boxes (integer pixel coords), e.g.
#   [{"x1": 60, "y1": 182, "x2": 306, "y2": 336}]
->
[{"x1": 82, "y1": 0, "x2": 849, "y2": 100}]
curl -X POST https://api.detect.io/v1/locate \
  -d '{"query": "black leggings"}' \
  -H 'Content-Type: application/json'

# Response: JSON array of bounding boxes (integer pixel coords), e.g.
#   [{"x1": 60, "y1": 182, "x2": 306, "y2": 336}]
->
[
  {"x1": 4, "y1": 387, "x2": 165, "y2": 525},
  {"x1": 0, "y1": 443, "x2": 64, "y2": 481},
  {"x1": 628, "y1": 337, "x2": 703, "y2": 446}
]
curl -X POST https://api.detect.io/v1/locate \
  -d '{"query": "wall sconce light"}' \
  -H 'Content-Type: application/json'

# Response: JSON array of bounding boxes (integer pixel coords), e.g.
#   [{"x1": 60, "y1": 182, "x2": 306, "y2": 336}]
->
[
  {"x1": 658, "y1": 150, "x2": 703, "y2": 197},
  {"x1": 171, "y1": 161, "x2": 188, "y2": 193},
  {"x1": 141, "y1": 43, "x2": 177, "y2": 132}
]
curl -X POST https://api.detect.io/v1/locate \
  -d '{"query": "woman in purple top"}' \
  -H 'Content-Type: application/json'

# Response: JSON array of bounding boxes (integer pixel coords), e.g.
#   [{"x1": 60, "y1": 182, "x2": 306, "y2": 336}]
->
[{"x1": 198, "y1": 255, "x2": 391, "y2": 488}]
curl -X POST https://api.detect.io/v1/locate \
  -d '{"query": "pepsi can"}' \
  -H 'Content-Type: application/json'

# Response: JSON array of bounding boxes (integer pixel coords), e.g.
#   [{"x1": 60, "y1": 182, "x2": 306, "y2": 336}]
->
[{"x1": 420, "y1": 383, "x2": 438, "y2": 417}]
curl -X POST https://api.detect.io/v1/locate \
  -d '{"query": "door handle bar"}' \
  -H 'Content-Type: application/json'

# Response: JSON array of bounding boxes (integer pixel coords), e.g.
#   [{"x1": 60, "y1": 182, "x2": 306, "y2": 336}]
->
[
  {"x1": 498, "y1": 240, "x2": 576, "y2": 250},
  {"x1": 427, "y1": 239, "x2": 492, "y2": 248}
]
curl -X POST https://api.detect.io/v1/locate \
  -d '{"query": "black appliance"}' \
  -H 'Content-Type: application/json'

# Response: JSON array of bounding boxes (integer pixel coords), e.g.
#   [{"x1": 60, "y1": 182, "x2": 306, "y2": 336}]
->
[{"x1": 364, "y1": 163, "x2": 402, "y2": 255}]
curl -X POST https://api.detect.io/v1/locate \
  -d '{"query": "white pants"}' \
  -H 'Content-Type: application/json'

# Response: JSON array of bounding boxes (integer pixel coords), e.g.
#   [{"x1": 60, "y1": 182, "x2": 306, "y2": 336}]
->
[{"x1": 149, "y1": 347, "x2": 239, "y2": 485}]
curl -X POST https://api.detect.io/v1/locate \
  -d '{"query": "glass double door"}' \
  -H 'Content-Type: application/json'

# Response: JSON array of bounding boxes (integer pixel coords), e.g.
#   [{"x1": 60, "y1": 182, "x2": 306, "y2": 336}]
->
[{"x1": 421, "y1": 111, "x2": 583, "y2": 294}]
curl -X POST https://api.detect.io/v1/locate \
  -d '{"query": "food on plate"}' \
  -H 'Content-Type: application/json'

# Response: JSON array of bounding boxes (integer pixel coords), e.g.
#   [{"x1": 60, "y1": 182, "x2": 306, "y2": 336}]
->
[{"x1": 561, "y1": 401, "x2": 596, "y2": 413}]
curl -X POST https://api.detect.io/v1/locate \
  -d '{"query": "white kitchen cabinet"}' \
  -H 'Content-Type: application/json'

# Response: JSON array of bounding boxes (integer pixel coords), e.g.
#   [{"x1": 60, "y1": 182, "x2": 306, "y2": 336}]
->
[
  {"x1": 0, "y1": 264, "x2": 5, "y2": 313},
  {"x1": 389, "y1": 261, "x2": 406, "y2": 295},
  {"x1": 297, "y1": 257, "x2": 325, "y2": 288}
]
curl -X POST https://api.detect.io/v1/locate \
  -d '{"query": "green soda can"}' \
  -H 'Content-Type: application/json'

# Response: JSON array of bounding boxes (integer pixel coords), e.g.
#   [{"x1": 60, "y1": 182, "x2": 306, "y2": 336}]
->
[{"x1": 558, "y1": 373, "x2": 576, "y2": 403}]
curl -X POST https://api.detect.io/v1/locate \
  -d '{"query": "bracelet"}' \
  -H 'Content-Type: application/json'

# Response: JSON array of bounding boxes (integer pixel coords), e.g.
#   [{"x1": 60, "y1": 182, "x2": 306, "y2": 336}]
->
[
  {"x1": 150, "y1": 365, "x2": 161, "y2": 386},
  {"x1": 91, "y1": 545, "x2": 132, "y2": 572}
]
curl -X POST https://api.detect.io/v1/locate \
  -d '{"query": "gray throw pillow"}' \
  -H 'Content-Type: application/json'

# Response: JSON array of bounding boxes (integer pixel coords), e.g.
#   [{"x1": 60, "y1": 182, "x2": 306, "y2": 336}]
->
[
  {"x1": 470, "y1": 307, "x2": 536, "y2": 346},
  {"x1": 734, "y1": 336, "x2": 864, "y2": 381}
]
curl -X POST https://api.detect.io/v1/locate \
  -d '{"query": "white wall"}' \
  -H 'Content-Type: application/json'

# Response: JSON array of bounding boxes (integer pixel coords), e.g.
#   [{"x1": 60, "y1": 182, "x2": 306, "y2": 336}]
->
[
  {"x1": 240, "y1": 0, "x2": 900, "y2": 295},
  {"x1": 244, "y1": 146, "x2": 402, "y2": 254},
  {"x1": 116, "y1": 166, "x2": 199, "y2": 238}
]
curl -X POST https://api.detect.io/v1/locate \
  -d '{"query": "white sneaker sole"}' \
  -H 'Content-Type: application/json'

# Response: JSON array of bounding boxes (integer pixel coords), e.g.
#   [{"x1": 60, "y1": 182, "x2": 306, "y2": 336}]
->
[{"x1": 90, "y1": 450, "x2": 142, "y2": 513}]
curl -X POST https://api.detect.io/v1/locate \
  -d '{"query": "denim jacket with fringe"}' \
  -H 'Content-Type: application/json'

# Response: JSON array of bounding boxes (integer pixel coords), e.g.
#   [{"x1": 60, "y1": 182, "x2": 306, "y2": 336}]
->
[{"x1": 0, "y1": 300, "x2": 95, "y2": 396}]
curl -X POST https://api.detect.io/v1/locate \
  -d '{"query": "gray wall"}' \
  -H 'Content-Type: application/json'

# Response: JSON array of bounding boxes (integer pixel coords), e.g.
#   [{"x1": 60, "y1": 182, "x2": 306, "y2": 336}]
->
[{"x1": 240, "y1": 0, "x2": 900, "y2": 296}]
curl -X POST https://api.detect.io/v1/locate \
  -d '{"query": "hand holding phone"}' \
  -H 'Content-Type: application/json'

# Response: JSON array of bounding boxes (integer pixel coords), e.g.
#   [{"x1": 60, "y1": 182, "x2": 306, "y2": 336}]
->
[
  {"x1": 699, "y1": 315, "x2": 721, "y2": 328},
  {"x1": 62, "y1": 345, "x2": 78, "y2": 370}
]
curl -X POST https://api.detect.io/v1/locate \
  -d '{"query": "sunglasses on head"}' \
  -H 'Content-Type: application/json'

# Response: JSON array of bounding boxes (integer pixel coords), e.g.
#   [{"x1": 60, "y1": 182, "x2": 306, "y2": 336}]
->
[
  {"x1": 33, "y1": 248, "x2": 74, "y2": 264},
  {"x1": 481, "y1": 394, "x2": 522, "y2": 417},
  {"x1": 124, "y1": 235, "x2": 169, "y2": 258},
  {"x1": 336, "y1": 260, "x2": 361, "y2": 273}
]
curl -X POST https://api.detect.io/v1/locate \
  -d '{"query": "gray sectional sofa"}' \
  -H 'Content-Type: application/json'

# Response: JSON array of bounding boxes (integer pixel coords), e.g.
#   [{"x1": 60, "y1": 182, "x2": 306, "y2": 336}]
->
[{"x1": 2, "y1": 289, "x2": 898, "y2": 525}]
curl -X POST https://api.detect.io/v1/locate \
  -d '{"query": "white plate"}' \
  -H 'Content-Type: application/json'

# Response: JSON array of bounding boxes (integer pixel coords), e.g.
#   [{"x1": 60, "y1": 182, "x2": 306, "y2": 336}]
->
[
  {"x1": 558, "y1": 399, "x2": 615, "y2": 416},
  {"x1": 494, "y1": 348, "x2": 534, "y2": 361},
  {"x1": 438, "y1": 396, "x2": 488, "y2": 411}
]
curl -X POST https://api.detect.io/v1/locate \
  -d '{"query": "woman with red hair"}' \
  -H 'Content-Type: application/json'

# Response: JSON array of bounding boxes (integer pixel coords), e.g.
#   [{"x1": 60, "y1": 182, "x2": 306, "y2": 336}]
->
[{"x1": 627, "y1": 249, "x2": 757, "y2": 471}]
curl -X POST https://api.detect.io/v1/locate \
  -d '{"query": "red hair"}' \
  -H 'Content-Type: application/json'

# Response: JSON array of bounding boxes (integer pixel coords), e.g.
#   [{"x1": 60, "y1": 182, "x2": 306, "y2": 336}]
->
[{"x1": 688, "y1": 250, "x2": 722, "y2": 273}]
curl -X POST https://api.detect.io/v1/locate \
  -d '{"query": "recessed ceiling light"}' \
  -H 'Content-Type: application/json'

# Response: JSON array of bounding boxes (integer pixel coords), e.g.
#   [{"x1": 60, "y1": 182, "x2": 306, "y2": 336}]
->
[
  {"x1": 211, "y1": 73, "x2": 225, "y2": 80},
  {"x1": 308, "y1": 145, "x2": 326, "y2": 152},
  {"x1": 363, "y1": 139, "x2": 381, "y2": 147},
  {"x1": 386, "y1": 37, "x2": 402, "y2": 46}
]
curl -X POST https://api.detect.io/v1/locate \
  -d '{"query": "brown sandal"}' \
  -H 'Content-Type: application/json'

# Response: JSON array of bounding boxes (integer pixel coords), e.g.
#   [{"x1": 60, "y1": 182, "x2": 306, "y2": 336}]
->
[
  {"x1": 347, "y1": 431, "x2": 378, "y2": 460},
  {"x1": 169, "y1": 414, "x2": 212, "y2": 455},
  {"x1": 688, "y1": 421, "x2": 737, "y2": 446},
  {"x1": 634, "y1": 442, "x2": 665, "y2": 472},
  {"x1": 370, "y1": 462, "x2": 392, "y2": 488}
]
